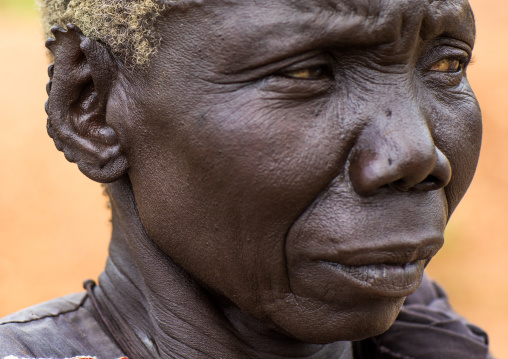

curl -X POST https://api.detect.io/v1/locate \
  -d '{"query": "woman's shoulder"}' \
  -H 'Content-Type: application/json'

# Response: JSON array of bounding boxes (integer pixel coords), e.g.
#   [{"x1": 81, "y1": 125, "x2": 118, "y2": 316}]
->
[{"x1": 0, "y1": 292, "x2": 124, "y2": 359}]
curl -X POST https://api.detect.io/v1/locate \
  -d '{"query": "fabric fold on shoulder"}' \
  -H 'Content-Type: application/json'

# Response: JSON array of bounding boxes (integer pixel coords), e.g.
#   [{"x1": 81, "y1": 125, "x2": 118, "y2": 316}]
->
[{"x1": 360, "y1": 275, "x2": 490, "y2": 359}]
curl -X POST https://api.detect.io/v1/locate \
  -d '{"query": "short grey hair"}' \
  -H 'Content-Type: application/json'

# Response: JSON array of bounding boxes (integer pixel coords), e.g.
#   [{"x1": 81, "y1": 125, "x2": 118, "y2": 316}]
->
[{"x1": 39, "y1": 0, "x2": 178, "y2": 66}]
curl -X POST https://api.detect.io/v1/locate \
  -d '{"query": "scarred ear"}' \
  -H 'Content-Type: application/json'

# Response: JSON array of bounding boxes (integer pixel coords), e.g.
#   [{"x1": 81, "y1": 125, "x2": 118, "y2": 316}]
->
[{"x1": 45, "y1": 24, "x2": 128, "y2": 183}]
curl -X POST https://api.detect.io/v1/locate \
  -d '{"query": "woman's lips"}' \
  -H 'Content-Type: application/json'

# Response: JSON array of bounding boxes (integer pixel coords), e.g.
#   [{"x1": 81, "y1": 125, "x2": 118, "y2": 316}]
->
[
  {"x1": 320, "y1": 259, "x2": 426, "y2": 297},
  {"x1": 288, "y1": 237, "x2": 443, "y2": 300},
  {"x1": 305, "y1": 241, "x2": 442, "y2": 298},
  {"x1": 315, "y1": 240, "x2": 442, "y2": 267}
]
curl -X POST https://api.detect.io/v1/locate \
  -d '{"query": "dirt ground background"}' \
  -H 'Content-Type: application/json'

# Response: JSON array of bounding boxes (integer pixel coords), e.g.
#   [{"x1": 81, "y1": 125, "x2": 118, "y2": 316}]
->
[{"x1": 0, "y1": 0, "x2": 506, "y2": 357}]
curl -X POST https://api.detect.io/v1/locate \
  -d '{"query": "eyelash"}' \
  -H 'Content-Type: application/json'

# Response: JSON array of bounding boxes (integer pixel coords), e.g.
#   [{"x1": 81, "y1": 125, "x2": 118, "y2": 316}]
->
[
  {"x1": 430, "y1": 58, "x2": 462, "y2": 73},
  {"x1": 279, "y1": 64, "x2": 334, "y2": 80},
  {"x1": 259, "y1": 62, "x2": 335, "y2": 98},
  {"x1": 421, "y1": 53, "x2": 470, "y2": 88},
  {"x1": 275, "y1": 56, "x2": 470, "y2": 81},
  {"x1": 424, "y1": 44, "x2": 471, "y2": 75},
  {"x1": 258, "y1": 46, "x2": 471, "y2": 96},
  {"x1": 430, "y1": 55, "x2": 470, "y2": 72}
]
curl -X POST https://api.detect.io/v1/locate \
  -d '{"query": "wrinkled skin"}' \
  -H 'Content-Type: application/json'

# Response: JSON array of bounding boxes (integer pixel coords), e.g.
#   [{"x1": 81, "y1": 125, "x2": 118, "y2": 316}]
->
[{"x1": 46, "y1": 0, "x2": 481, "y2": 357}]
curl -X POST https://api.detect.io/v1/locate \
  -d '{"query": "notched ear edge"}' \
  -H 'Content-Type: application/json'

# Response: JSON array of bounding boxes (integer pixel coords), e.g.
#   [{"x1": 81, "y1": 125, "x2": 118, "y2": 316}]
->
[{"x1": 45, "y1": 24, "x2": 129, "y2": 183}]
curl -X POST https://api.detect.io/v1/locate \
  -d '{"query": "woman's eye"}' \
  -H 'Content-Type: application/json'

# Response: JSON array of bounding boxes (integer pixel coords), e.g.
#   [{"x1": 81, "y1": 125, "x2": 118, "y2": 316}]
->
[
  {"x1": 283, "y1": 65, "x2": 332, "y2": 80},
  {"x1": 430, "y1": 58, "x2": 462, "y2": 72}
]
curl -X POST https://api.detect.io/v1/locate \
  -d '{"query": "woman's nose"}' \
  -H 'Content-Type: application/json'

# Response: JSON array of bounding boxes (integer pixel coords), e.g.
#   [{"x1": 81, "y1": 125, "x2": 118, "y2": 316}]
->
[{"x1": 348, "y1": 108, "x2": 452, "y2": 197}]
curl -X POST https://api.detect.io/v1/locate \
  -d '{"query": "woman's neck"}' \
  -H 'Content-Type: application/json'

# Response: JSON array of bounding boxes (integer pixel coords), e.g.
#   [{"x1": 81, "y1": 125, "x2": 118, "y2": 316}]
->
[{"x1": 96, "y1": 177, "x2": 353, "y2": 358}]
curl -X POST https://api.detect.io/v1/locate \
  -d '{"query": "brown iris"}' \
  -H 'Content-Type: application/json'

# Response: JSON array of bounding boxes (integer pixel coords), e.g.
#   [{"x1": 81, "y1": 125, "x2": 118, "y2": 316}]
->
[
  {"x1": 431, "y1": 58, "x2": 461, "y2": 72},
  {"x1": 284, "y1": 65, "x2": 328, "y2": 79}
]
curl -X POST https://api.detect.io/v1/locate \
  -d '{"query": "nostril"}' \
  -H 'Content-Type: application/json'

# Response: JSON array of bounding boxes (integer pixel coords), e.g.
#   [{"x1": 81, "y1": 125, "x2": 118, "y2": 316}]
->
[
  {"x1": 412, "y1": 175, "x2": 442, "y2": 191},
  {"x1": 411, "y1": 150, "x2": 452, "y2": 192},
  {"x1": 423, "y1": 175, "x2": 439, "y2": 185},
  {"x1": 390, "y1": 179, "x2": 411, "y2": 192},
  {"x1": 390, "y1": 175, "x2": 442, "y2": 192},
  {"x1": 348, "y1": 123, "x2": 452, "y2": 196}
]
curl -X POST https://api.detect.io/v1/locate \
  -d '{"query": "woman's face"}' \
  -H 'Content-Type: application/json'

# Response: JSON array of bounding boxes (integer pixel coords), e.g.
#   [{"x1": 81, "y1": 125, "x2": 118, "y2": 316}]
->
[{"x1": 119, "y1": 0, "x2": 481, "y2": 342}]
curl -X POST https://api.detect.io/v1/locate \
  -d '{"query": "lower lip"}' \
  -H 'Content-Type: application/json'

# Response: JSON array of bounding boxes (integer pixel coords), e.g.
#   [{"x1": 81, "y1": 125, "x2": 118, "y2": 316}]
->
[{"x1": 321, "y1": 260, "x2": 426, "y2": 297}]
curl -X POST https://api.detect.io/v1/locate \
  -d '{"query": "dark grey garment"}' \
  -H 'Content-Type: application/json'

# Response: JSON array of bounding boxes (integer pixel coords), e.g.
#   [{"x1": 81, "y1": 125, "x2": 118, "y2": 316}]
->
[
  {"x1": 0, "y1": 276, "x2": 490, "y2": 358},
  {"x1": 0, "y1": 287, "x2": 352, "y2": 359},
  {"x1": 0, "y1": 292, "x2": 125, "y2": 358},
  {"x1": 354, "y1": 276, "x2": 491, "y2": 359}
]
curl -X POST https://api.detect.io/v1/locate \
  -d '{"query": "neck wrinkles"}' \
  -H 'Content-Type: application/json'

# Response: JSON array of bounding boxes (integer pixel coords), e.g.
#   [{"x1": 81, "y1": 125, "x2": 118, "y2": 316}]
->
[{"x1": 95, "y1": 177, "x2": 353, "y2": 359}]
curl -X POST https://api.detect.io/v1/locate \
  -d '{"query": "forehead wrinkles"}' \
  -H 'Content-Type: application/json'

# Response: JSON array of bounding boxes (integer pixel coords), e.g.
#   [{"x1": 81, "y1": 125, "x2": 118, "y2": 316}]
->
[
  {"x1": 321, "y1": 0, "x2": 428, "y2": 48},
  {"x1": 312, "y1": 0, "x2": 422, "y2": 46},
  {"x1": 164, "y1": 0, "x2": 475, "y2": 71},
  {"x1": 202, "y1": 0, "x2": 471, "y2": 50},
  {"x1": 422, "y1": 0, "x2": 475, "y2": 43},
  {"x1": 311, "y1": 0, "x2": 473, "y2": 46}
]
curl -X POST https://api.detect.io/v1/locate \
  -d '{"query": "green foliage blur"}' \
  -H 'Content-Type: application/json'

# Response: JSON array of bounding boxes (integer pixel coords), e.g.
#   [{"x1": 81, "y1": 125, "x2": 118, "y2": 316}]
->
[{"x1": 0, "y1": 0, "x2": 37, "y2": 15}]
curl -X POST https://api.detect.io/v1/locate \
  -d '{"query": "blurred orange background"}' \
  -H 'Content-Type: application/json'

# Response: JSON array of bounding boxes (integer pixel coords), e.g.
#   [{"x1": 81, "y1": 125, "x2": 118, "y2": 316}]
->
[{"x1": 0, "y1": 0, "x2": 506, "y2": 357}]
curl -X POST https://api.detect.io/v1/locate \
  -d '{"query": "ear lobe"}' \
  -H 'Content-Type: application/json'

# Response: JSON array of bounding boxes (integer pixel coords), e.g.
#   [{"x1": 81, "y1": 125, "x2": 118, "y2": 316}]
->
[{"x1": 46, "y1": 24, "x2": 128, "y2": 183}]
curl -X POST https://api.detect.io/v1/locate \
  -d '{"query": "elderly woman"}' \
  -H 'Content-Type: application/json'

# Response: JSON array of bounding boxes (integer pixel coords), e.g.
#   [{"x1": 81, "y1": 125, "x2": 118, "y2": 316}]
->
[{"x1": 0, "y1": 0, "x2": 491, "y2": 358}]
